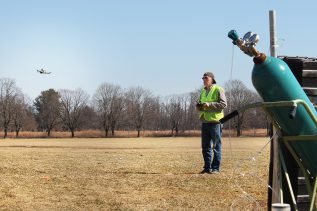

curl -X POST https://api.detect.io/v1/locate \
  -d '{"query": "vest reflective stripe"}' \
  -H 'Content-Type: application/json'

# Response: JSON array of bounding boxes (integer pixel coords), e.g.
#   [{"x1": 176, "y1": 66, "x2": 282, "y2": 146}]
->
[{"x1": 199, "y1": 85, "x2": 224, "y2": 122}]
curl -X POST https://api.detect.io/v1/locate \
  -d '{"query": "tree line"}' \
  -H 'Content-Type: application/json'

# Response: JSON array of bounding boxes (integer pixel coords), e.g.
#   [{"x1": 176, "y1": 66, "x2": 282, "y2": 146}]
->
[{"x1": 0, "y1": 78, "x2": 269, "y2": 138}]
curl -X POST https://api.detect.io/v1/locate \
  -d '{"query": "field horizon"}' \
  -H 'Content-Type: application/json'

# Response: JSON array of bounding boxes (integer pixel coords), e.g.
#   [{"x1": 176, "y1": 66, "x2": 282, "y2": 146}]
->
[{"x1": 0, "y1": 128, "x2": 269, "y2": 139}]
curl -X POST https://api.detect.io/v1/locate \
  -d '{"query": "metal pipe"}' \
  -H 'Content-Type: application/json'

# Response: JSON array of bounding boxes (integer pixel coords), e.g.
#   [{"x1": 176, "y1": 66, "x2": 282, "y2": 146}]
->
[
  {"x1": 235, "y1": 100, "x2": 317, "y2": 127},
  {"x1": 279, "y1": 147, "x2": 298, "y2": 210},
  {"x1": 269, "y1": 10, "x2": 277, "y2": 57}
]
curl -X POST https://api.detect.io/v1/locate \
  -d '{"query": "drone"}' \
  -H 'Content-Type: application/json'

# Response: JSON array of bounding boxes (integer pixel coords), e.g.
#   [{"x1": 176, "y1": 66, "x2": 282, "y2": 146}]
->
[{"x1": 37, "y1": 68, "x2": 51, "y2": 74}]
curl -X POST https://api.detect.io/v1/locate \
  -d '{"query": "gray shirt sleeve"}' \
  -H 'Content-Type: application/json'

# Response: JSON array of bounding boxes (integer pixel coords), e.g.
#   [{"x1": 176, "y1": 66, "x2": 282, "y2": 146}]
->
[{"x1": 208, "y1": 88, "x2": 227, "y2": 110}]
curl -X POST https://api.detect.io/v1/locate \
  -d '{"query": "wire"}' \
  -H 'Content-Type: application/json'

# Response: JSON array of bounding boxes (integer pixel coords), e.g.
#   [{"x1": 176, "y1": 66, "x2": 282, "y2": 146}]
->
[
  {"x1": 230, "y1": 132, "x2": 279, "y2": 210},
  {"x1": 227, "y1": 44, "x2": 235, "y2": 165},
  {"x1": 227, "y1": 44, "x2": 235, "y2": 184},
  {"x1": 227, "y1": 44, "x2": 279, "y2": 210}
]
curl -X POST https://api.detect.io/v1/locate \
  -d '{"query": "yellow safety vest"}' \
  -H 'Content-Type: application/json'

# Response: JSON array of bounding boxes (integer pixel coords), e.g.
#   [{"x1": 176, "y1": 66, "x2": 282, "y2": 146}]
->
[{"x1": 199, "y1": 85, "x2": 224, "y2": 122}]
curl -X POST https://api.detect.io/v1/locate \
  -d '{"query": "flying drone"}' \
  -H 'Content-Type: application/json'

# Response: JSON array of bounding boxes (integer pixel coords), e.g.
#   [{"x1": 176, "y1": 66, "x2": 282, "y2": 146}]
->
[{"x1": 37, "y1": 68, "x2": 51, "y2": 74}]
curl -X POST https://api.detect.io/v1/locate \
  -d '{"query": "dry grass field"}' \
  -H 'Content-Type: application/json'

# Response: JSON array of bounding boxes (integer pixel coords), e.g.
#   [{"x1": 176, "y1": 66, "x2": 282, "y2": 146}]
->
[{"x1": 0, "y1": 137, "x2": 270, "y2": 210}]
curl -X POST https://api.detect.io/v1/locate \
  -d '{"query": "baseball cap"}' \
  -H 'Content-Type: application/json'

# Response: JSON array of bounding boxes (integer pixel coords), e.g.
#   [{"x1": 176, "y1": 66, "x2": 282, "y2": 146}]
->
[{"x1": 202, "y1": 72, "x2": 216, "y2": 84}]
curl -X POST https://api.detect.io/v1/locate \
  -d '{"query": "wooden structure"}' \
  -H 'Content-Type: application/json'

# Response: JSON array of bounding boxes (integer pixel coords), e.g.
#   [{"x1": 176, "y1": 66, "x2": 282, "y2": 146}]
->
[{"x1": 268, "y1": 56, "x2": 317, "y2": 211}]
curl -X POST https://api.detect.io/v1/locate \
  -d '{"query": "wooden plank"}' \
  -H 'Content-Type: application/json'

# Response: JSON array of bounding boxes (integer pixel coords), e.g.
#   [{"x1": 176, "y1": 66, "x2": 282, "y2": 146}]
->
[
  {"x1": 302, "y1": 70, "x2": 317, "y2": 77},
  {"x1": 271, "y1": 135, "x2": 282, "y2": 204},
  {"x1": 303, "y1": 87, "x2": 317, "y2": 96}
]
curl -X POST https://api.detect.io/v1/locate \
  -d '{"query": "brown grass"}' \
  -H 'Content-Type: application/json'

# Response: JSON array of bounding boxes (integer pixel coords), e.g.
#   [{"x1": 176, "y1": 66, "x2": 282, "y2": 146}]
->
[{"x1": 0, "y1": 137, "x2": 270, "y2": 210}]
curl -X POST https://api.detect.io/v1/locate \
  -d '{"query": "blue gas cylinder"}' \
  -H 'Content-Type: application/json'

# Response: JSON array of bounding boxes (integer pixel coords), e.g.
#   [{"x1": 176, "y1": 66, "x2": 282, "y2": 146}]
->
[{"x1": 252, "y1": 55, "x2": 317, "y2": 174}]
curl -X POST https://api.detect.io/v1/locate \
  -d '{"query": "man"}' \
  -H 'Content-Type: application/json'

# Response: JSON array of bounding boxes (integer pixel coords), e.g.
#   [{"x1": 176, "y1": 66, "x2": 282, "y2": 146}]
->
[{"x1": 197, "y1": 72, "x2": 227, "y2": 174}]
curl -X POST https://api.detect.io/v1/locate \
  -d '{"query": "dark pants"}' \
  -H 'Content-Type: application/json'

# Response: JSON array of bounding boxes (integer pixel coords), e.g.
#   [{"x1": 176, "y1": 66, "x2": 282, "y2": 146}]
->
[{"x1": 201, "y1": 123, "x2": 222, "y2": 171}]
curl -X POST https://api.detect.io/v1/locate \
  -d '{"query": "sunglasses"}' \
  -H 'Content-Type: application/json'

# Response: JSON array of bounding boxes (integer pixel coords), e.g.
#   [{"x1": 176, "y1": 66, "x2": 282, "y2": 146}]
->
[{"x1": 202, "y1": 77, "x2": 209, "y2": 80}]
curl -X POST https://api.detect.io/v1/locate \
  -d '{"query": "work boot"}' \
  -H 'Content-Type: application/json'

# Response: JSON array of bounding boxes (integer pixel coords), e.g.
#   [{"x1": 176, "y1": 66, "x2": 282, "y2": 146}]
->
[
  {"x1": 200, "y1": 169, "x2": 212, "y2": 174},
  {"x1": 211, "y1": 170, "x2": 220, "y2": 174}
]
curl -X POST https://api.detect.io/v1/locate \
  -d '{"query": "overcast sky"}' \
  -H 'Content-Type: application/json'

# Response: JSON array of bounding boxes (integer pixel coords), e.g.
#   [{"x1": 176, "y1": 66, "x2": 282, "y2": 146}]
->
[{"x1": 1, "y1": 0, "x2": 316, "y2": 100}]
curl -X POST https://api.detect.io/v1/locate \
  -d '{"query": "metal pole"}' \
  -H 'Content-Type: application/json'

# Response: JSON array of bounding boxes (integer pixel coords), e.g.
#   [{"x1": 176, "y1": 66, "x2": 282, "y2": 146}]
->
[
  {"x1": 268, "y1": 9, "x2": 282, "y2": 210},
  {"x1": 269, "y1": 10, "x2": 277, "y2": 57}
]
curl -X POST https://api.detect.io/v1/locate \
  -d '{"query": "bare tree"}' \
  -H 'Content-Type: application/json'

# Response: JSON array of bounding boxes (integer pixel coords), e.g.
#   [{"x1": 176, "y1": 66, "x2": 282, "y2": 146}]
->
[
  {"x1": 165, "y1": 95, "x2": 183, "y2": 136},
  {"x1": 187, "y1": 90, "x2": 201, "y2": 130},
  {"x1": 146, "y1": 96, "x2": 161, "y2": 131},
  {"x1": 12, "y1": 91, "x2": 30, "y2": 137},
  {"x1": 59, "y1": 89, "x2": 89, "y2": 137},
  {"x1": 147, "y1": 98, "x2": 169, "y2": 132},
  {"x1": 33, "y1": 89, "x2": 61, "y2": 136},
  {"x1": 110, "y1": 93, "x2": 125, "y2": 136},
  {"x1": 180, "y1": 94, "x2": 189, "y2": 132},
  {"x1": 93, "y1": 83, "x2": 124, "y2": 137},
  {"x1": 0, "y1": 78, "x2": 18, "y2": 138},
  {"x1": 80, "y1": 105, "x2": 99, "y2": 130},
  {"x1": 179, "y1": 93, "x2": 202, "y2": 133},
  {"x1": 224, "y1": 80, "x2": 258, "y2": 136},
  {"x1": 126, "y1": 87, "x2": 152, "y2": 137},
  {"x1": 242, "y1": 93, "x2": 270, "y2": 136}
]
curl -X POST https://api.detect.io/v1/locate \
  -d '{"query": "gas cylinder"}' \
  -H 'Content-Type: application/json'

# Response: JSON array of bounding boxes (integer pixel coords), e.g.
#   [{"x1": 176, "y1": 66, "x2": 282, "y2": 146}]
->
[
  {"x1": 228, "y1": 29, "x2": 317, "y2": 175},
  {"x1": 252, "y1": 56, "x2": 317, "y2": 135},
  {"x1": 252, "y1": 55, "x2": 317, "y2": 175}
]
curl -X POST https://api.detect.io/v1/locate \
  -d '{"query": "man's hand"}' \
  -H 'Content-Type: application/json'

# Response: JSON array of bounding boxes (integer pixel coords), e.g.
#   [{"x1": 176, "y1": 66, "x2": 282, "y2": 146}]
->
[
  {"x1": 196, "y1": 102, "x2": 204, "y2": 111},
  {"x1": 202, "y1": 102, "x2": 211, "y2": 109},
  {"x1": 196, "y1": 102, "x2": 211, "y2": 110}
]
